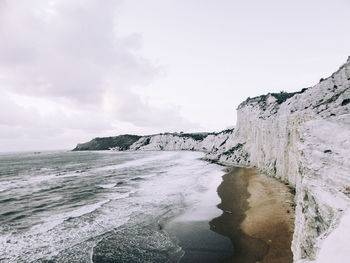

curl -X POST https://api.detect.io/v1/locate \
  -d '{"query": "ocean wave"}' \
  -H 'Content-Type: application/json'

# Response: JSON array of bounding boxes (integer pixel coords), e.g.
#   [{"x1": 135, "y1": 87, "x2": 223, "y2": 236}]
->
[
  {"x1": 98, "y1": 183, "x2": 116, "y2": 189},
  {"x1": 0, "y1": 150, "x2": 222, "y2": 262}
]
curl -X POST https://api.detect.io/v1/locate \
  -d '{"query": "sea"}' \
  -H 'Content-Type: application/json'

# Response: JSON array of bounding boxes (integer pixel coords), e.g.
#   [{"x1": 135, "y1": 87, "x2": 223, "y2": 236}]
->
[{"x1": 0, "y1": 150, "x2": 229, "y2": 262}]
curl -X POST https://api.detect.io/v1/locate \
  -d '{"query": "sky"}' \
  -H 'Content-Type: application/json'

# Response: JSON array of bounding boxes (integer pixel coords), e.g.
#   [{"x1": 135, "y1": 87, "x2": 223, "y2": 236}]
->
[{"x1": 0, "y1": 0, "x2": 349, "y2": 152}]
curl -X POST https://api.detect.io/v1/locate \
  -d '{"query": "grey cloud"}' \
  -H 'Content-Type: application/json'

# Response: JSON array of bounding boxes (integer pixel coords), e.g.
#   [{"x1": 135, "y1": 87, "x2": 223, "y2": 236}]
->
[
  {"x1": 115, "y1": 90, "x2": 198, "y2": 130},
  {"x1": 0, "y1": 92, "x2": 113, "y2": 134},
  {"x1": 0, "y1": 0, "x2": 157, "y2": 104},
  {"x1": 0, "y1": 0, "x2": 195, "y2": 138}
]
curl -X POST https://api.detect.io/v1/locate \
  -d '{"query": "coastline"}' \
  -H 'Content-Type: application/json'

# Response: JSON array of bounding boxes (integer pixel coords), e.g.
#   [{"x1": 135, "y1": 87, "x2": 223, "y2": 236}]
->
[
  {"x1": 211, "y1": 167, "x2": 295, "y2": 263},
  {"x1": 164, "y1": 165, "x2": 295, "y2": 263}
]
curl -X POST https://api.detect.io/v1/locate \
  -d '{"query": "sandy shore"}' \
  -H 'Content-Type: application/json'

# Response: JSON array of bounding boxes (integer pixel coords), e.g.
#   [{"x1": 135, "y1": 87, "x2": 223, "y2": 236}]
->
[{"x1": 210, "y1": 167, "x2": 295, "y2": 263}]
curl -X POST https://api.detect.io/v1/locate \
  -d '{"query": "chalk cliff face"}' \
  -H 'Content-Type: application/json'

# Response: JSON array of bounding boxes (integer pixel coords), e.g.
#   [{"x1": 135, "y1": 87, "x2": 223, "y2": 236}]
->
[
  {"x1": 127, "y1": 130, "x2": 234, "y2": 152},
  {"x1": 205, "y1": 58, "x2": 350, "y2": 262}
]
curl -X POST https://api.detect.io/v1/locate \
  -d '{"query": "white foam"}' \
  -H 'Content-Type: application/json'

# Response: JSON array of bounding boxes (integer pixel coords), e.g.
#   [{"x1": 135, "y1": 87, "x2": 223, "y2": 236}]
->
[
  {"x1": 97, "y1": 151, "x2": 179, "y2": 171},
  {"x1": 30, "y1": 200, "x2": 109, "y2": 234},
  {"x1": 0, "y1": 182, "x2": 12, "y2": 192},
  {"x1": 31, "y1": 191, "x2": 132, "y2": 234},
  {"x1": 0, "y1": 200, "x2": 137, "y2": 263},
  {"x1": 134, "y1": 151, "x2": 223, "y2": 222}
]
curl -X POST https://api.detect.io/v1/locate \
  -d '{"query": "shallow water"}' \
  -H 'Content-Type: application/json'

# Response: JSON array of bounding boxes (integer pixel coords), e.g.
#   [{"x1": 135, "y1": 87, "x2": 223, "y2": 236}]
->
[{"x1": 0, "y1": 150, "x2": 224, "y2": 262}]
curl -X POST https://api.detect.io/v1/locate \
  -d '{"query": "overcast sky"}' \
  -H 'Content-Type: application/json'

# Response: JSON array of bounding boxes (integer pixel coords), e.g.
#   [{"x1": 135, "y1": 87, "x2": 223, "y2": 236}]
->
[{"x1": 1, "y1": 0, "x2": 349, "y2": 152}]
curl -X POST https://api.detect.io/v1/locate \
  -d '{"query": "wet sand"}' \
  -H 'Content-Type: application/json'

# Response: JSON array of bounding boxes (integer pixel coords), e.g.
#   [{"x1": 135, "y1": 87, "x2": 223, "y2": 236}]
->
[
  {"x1": 210, "y1": 167, "x2": 295, "y2": 263},
  {"x1": 165, "y1": 167, "x2": 233, "y2": 262},
  {"x1": 166, "y1": 220, "x2": 233, "y2": 262},
  {"x1": 166, "y1": 166, "x2": 295, "y2": 262}
]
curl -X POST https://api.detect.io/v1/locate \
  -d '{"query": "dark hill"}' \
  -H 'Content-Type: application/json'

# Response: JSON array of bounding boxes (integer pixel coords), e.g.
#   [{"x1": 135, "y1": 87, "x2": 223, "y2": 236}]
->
[{"x1": 72, "y1": 135, "x2": 141, "y2": 151}]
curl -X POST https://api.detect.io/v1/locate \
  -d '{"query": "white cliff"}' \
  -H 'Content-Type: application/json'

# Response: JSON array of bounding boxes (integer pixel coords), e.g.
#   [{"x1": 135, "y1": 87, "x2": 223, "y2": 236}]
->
[
  {"x1": 112, "y1": 58, "x2": 350, "y2": 262},
  {"x1": 208, "y1": 57, "x2": 350, "y2": 262},
  {"x1": 127, "y1": 130, "x2": 234, "y2": 153}
]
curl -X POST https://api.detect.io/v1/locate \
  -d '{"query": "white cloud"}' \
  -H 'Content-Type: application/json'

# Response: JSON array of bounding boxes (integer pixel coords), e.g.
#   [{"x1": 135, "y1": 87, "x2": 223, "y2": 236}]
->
[
  {"x1": 0, "y1": 92, "x2": 113, "y2": 134},
  {"x1": 0, "y1": 0, "x2": 155, "y2": 104},
  {"x1": 0, "y1": 0, "x2": 196, "y2": 150}
]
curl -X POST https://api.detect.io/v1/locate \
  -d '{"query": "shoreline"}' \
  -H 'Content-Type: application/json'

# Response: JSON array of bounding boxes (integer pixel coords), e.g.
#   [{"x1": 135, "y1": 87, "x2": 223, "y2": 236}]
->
[
  {"x1": 210, "y1": 167, "x2": 295, "y2": 263},
  {"x1": 165, "y1": 165, "x2": 295, "y2": 263},
  {"x1": 164, "y1": 166, "x2": 233, "y2": 262}
]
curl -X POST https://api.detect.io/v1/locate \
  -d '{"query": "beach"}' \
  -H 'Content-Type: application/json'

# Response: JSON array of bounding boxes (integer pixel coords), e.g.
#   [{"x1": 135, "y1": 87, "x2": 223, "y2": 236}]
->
[
  {"x1": 211, "y1": 167, "x2": 295, "y2": 263},
  {"x1": 165, "y1": 166, "x2": 295, "y2": 262}
]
